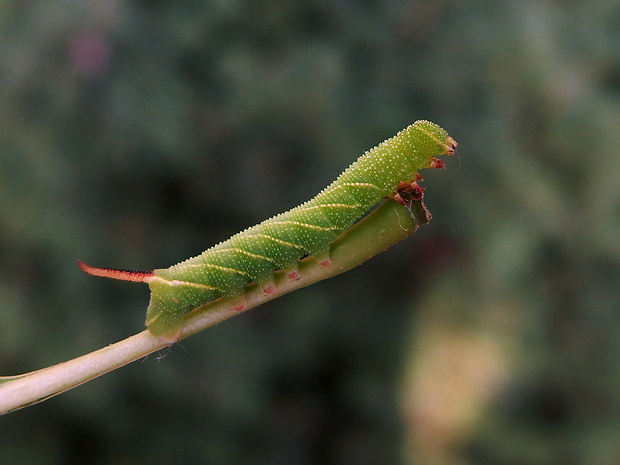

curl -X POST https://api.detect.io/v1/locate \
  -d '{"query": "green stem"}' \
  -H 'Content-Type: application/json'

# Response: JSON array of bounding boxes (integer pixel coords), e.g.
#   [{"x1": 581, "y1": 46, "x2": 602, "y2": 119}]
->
[{"x1": 0, "y1": 198, "x2": 429, "y2": 414}]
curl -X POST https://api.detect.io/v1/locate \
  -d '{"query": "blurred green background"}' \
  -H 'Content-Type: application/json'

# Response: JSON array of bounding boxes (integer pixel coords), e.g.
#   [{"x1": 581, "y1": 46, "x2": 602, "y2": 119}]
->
[{"x1": 2, "y1": 1, "x2": 620, "y2": 464}]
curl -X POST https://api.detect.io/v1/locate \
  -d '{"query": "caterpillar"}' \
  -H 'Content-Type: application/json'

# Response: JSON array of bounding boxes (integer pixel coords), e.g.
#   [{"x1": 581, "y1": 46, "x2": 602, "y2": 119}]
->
[{"x1": 79, "y1": 120, "x2": 456, "y2": 340}]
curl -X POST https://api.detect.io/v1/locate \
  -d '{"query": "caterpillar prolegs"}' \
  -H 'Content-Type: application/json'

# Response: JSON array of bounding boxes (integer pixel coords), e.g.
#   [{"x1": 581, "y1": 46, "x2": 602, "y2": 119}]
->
[{"x1": 79, "y1": 120, "x2": 457, "y2": 340}]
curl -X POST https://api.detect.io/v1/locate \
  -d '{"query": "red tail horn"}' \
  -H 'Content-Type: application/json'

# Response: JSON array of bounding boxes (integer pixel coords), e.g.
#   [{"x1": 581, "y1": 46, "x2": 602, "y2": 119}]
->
[{"x1": 77, "y1": 260, "x2": 154, "y2": 283}]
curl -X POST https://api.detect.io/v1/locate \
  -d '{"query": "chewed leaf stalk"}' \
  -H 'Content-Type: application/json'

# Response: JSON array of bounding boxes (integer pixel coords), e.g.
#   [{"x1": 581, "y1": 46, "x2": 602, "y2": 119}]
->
[{"x1": 79, "y1": 120, "x2": 457, "y2": 341}]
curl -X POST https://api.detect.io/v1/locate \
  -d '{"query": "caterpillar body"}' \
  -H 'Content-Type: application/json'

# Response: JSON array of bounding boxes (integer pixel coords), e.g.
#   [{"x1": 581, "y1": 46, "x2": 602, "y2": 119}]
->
[{"x1": 79, "y1": 120, "x2": 456, "y2": 340}]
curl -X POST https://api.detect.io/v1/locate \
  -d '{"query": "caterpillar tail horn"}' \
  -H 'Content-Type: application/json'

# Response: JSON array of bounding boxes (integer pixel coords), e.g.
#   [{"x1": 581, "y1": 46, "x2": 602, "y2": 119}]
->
[{"x1": 77, "y1": 260, "x2": 154, "y2": 283}]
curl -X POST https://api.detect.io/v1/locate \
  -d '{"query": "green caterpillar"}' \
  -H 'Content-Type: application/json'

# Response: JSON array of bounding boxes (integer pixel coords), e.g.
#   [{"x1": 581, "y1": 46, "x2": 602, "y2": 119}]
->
[{"x1": 79, "y1": 120, "x2": 456, "y2": 340}]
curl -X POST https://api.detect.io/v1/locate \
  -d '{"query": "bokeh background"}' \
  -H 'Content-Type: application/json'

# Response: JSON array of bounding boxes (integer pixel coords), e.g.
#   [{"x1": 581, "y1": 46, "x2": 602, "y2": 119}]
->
[{"x1": 2, "y1": 1, "x2": 620, "y2": 464}]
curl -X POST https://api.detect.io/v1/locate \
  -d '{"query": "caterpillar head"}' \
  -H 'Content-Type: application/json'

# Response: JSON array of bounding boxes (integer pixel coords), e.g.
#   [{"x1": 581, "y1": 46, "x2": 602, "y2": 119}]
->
[
  {"x1": 408, "y1": 120, "x2": 457, "y2": 161},
  {"x1": 443, "y1": 137, "x2": 458, "y2": 155}
]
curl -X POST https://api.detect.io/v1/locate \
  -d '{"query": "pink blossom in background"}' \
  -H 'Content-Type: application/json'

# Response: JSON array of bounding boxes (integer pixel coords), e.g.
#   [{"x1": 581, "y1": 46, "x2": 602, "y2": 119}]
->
[{"x1": 68, "y1": 35, "x2": 110, "y2": 77}]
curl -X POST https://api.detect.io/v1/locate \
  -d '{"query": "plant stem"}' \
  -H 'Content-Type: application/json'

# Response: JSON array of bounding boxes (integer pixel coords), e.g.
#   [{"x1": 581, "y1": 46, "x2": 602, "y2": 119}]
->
[{"x1": 0, "y1": 198, "x2": 429, "y2": 414}]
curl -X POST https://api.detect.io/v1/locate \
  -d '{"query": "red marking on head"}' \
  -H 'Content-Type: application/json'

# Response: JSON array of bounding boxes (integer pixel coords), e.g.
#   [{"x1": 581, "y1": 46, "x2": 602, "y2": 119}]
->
[
  {"x1": 319, "y1": 259, "x2": 332, "y2": 268},
  {"x1": 77, "y1": 260, "x2": 153, "y2": 283},
  {"x1": 263, "y1": 285, "x2": 275, "y2": 295},
  {"x1": 428, "y1": 157, "x2": 445, "y2": 169},
  {"x1": 231, "y1": 304, "x2": 247, "y2": 312},
  {"x1": 287, "y1": 271, "x2": 301, "y2": 281},
  {"x1": 444, "y1": 137, "x2": 458, "y2": 155}
]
